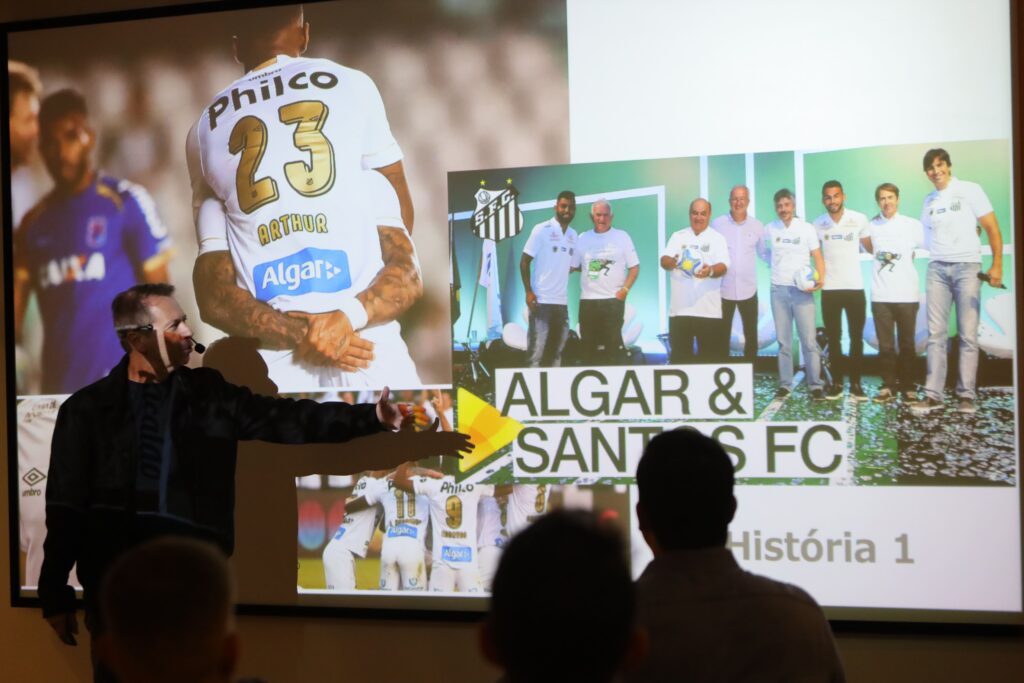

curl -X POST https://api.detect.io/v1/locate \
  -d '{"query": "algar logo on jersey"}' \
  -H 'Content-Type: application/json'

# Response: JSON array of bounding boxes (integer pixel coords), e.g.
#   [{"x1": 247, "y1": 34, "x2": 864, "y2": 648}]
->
[
  {"x1": 253, "y1": 247, "x2": 352, "y2": 301},
  {"x1": 39, "y1": 253, "x2": 106, "y2": 289}
]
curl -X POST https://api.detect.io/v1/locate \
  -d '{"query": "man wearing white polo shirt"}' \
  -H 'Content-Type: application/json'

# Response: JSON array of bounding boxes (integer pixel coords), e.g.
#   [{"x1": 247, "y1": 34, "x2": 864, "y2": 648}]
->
[
  {"x1": 711, "y1": 185, "x2": 766, "y2": 361},
  {"x1": 573, "y1": 199, "x2": 640, "y2": 366},
  {"x1": 814, "y1": 180, "x2": 871, "y2": 400},
  {"x1": 661, "y1": 198, "x2": 730, "y2": 363},
  {"x1": 912, "y1": 148, "x2": 1004, "y2": 415},
  {"x1": 861, "y1": 182, "x2": 925, "y2": 403},
  {"x1": 765, "y1": 189, "x2": 826, "y2": 400},
  {"x1": 519, "y1": 191, "x2": 578, "y2": 367}
]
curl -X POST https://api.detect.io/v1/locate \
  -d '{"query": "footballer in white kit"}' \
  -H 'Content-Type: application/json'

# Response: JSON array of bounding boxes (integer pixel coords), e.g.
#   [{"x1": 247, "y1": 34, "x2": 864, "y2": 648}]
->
[
  {"x1": 322, "y1": 474, "x2": 386, "y2": 591},
  {"x1": 476, "y1": 494, "x2": 508, "y2": 591},
  {"x1": 366, "y1": 478, "x2": 430, "y2": 591},
  {"x1": 396, "y1": 467, "x2": 495, "y2": 593},
  {"x1": 506, "y1": 483, "x2": 551, "y2": 537},
  {"x1": 189, "y1": 49, "x2": 422, "y2": 392}
]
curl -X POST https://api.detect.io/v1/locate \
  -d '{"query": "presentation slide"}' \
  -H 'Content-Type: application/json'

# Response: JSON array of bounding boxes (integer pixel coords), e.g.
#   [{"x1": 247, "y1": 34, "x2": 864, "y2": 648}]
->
[{"x1": 5, "y1": 0, "x2": 1020, "y2": 621}]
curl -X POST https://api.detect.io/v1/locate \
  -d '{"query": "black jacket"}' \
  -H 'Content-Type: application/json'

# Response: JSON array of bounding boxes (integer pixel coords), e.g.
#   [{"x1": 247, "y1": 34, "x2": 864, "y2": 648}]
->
[{"x1": 38, "y1": 355, "x2": 385, "y2": 617}]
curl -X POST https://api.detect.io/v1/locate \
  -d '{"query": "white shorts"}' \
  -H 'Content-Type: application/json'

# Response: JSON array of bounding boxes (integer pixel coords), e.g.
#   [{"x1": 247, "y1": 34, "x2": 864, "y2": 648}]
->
[
  {"x1": 322, "y1": 539, "x2": 359, "y2": 591},
  {"x1": 429, "y1": 562, "x2": 482, "y2": 593},
  {"x1": 478, "y1": 545, "x2": 503, "y2": 592},
  {"x1": 262, "y1": 321, "x2": 420, "y2": 392},
  {"x1": 379, "y1": 536, "x2": 426, "y2": 591}
]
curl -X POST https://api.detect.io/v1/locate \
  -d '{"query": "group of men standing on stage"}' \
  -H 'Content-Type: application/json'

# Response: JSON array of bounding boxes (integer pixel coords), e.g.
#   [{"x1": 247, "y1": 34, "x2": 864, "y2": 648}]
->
[{"x1": 519, "y1": 148, "x2": 1004, "y2": 414}]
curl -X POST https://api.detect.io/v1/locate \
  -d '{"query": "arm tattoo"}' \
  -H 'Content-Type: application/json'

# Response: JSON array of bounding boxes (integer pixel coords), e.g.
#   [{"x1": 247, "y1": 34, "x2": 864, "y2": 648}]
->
[
  {"x1": 193, "y1": 251, "x2": 307, "y2": 349},
  {"x1": 357, "y1": 227, "x2": 424, "y2": 326}
]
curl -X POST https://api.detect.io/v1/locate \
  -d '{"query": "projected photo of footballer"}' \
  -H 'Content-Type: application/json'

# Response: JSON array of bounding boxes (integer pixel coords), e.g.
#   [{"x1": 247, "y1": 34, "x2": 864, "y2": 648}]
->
[{"x1": 189, "y1": 5, "x2": 422, "y2": 392}]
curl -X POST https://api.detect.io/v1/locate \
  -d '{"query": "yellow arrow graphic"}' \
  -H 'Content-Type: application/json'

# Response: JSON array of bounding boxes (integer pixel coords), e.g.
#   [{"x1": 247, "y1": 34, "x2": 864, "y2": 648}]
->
[{"x1": 456, "y1": 387, "x2": 524, "y2": 473}]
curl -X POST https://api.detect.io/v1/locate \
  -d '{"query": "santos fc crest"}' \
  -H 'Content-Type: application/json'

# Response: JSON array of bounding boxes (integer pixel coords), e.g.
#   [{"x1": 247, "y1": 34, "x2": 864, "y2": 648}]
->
[{"x1": 472, "y1": 182, "x2": 524, "y2": 242}]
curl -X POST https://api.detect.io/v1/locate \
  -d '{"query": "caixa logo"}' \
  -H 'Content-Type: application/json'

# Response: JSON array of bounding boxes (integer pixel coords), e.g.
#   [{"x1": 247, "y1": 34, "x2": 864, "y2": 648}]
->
[{"x1": 253, "y1": 248, "x2": 352, "y2": 301}]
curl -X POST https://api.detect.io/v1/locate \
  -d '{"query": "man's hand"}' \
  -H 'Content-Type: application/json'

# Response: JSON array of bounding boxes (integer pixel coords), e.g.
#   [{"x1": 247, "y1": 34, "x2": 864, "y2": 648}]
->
[
  {"x1": 986, "y1": 264, "x2": 1003, "y2": 288},
  {"x1": 376, "y1": 386, "x2": 405, "y2": 431},
  {"x1": 288, "y1": 310, "x2": 375, "y2": 370},
  {"x1": 525, "y1": 290, "x2": 538, "y2": 310},
  {"x1": 46, "y1": 611, "x2": 78, "y2": 646},
  {"x1": 615, "y1": 288, "x2": 629, "y2": 301},
  {"x1": 396, "y1": 423, "x2": 475, "y2": 460},
  {"x1": 694, "y1": 265, "x2": 712, "y2": 279}
]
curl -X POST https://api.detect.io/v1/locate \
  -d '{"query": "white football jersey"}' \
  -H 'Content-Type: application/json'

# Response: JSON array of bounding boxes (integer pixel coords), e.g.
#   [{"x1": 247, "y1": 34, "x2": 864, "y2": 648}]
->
[
  {"x1": 413, "y1": 476, "x2": 494, "y2": 569},
  {"x1": 368, "y1": 479, "x2": 430, "y2": 546},
  {"x1": 189, "y1": 56, "x2": 418, "y2": 390},
  {"x1": 18, "y1": 396, "x2": 76, "y2": 588},
  {"x1": 330, "y1": 475, "x2": 387, "y2": 557},
  {"x1": 506, "y1": 483, "x2": 550, "y2": 536},
  {"x1": 477, "y1": 494, "x2": 508, "y2": 549}
]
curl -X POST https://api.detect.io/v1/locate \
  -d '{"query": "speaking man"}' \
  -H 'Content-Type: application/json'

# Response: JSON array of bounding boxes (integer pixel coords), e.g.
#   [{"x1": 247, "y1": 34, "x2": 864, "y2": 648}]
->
[{"x1": 39, "y1": 284, "x2": 470, "y2": 681}]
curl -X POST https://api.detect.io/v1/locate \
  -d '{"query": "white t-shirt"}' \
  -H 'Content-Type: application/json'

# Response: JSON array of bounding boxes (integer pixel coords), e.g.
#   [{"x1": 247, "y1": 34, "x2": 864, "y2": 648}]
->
[
  {"x1": 661, "y1": 227, "x2": 731, "y2": 318},
  {"x1": 573, "y1": 228, "x2": 640, "y2": 300},
  {"x1": 506, "y1": 484, "x2": 551, "y2": 536},
  {"x1": 765, "y1": 218, "x2": 820, "y2": 287},
  {"x1": 813, "y1": 208, "x2": 869, "y2": 290},
  {"x1": 331, "y1": 475, "x2": 387, "y2": 556},
  {"x1": 921, "y1": 177, "x2": 994, "y2": 263},
  {"x1": 413, "y1": 476, "x2": 494, "y2": 568},
  {"x1": 366, "y1": 479, "x2": 429, "y2": 546},
  {"x1": 523, "y1": 218, "x2": 578, "y2": 305},
  {"x1": 866, "y1": 213, "x2": 925, "y2": 304}
]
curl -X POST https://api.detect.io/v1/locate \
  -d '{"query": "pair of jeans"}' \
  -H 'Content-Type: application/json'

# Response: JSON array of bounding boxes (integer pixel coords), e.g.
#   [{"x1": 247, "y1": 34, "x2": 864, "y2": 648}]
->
[
  {"x1": 722, "y1": 294, "x2": 758, "y2": 360},
  {"x1": 821, "y1": 289, "x2": 865, "y2": 385},
  {"x1": 669, "y1": 315, "x2": 724, "y2": 364},
  {"x1": 526, "y1": 303, "x2": 569, "y2": 368},
  {"x1": 579, "y1": 298, "x2": 626, "y2": 366},
  {"x1": 924, "y1": 261, "x2": 981, "y2": 400},
  {"x1": 872, "y1": 301, "x2": 919, "y2": 392},
  {"x1": 770, "y1": 284, "x2": 823, "y2": 390}
]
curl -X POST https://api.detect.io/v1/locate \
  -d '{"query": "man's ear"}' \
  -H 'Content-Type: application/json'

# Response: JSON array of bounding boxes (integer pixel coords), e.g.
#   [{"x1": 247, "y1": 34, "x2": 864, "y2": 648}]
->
[
  {"x1": 727, "y1": 494, "x2": 737, "y2": 525},
  {"x1": 299, "y1": 22, "x2": 310, "y2": 55}
]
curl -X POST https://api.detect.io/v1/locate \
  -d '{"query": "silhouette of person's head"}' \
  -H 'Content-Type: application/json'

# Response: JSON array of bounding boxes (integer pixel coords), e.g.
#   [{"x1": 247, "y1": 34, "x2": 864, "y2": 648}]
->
[
  {"x1": 635, "y1": 428, "x2": 736, "y2": 554},
  {"x1": 203, "y1": 336, "x2": 278, "y2": 396},
  {"x1": 98, "y1": 537, "x2": 239, "y2": 683},
  {"x1": 481, "y1": 510, "x2": 642, "y2": 683}
]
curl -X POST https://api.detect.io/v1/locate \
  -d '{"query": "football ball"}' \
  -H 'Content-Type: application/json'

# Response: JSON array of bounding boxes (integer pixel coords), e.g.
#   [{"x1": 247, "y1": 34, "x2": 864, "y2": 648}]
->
[
  {"x1": 678, "y1": 247, "x2": 704, "y2": 277},
  {"x1": 794, "y1": 265, "x2": 819, "y2": 291}
]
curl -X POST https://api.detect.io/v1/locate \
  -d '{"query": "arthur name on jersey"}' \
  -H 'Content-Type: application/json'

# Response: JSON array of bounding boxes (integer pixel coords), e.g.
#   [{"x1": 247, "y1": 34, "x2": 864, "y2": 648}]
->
[
  {"x1": 207, "y1": 68, "x2": 341, "y2": 131},
  {"x1": 257, "y1": 212, "x2": 329, "y2": 246}
]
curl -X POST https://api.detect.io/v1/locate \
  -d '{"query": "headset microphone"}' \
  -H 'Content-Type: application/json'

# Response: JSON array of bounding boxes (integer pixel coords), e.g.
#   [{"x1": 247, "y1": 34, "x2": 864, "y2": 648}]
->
[{"x1": 192, "y1": 340, "x2": 207, "y2": 354}]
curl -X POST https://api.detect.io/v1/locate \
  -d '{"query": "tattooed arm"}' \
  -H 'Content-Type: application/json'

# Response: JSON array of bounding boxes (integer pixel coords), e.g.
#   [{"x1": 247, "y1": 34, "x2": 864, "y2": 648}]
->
[
  {"x1": 284, "y1": 225, "x2": 419, "y2": 367},
  {"x1": 375, "y1": 160, "x2": 414, "y2": 235},
  {"x1": 356, "y1": 226, "x2": 424, "y2": 326},
  {"x1": 193, "y1": 251, "x2": 309, "y2": 349}
]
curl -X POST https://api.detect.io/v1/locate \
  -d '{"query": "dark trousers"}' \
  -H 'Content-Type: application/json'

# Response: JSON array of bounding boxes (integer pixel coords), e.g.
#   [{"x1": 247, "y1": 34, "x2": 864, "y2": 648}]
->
[
  {"x1": 526, "y1": 303, "x2": 570, "y2": 368},
  {"x1": 579, "y1": 298, "x2": 626, "y2": 366},
  {"x1": 722, "y1": 294, "x2": 758, "y2": 360},
  {"x1": 822, "y1": 289, "x2": 865, "y2": 384},
  {"x1": 872, "y1": 301, "x2": 919, "y2": 391},
  {"x1": 669, "y1": 315, "x2": 724, "y2": 364}
]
